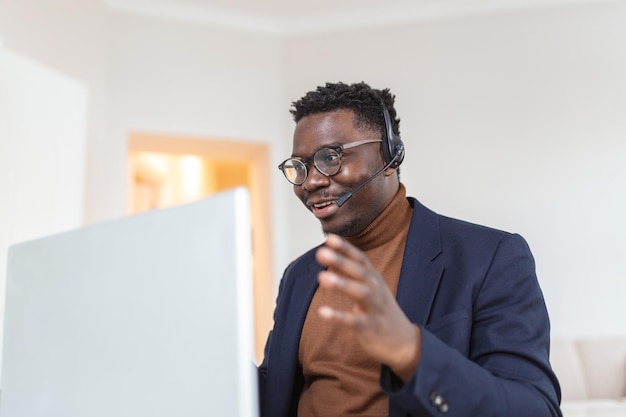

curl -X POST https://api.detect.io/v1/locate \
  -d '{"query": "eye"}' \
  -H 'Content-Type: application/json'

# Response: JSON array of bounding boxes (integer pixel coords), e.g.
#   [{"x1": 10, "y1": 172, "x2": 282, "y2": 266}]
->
[
  {"x1": 326, "y1": 153, "x2": 340, "y2": 163},
  {"x1": 317, "y1": 149, "x2": 341, "y2": 165}
]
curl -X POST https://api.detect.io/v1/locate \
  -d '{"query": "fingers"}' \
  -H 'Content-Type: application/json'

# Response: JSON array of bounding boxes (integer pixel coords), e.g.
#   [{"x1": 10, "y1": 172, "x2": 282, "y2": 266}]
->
[
  {"x1": 315, "y1": 234, "x2": 372, "y2": 280},
  {"x1": 323, "y1": 234, "x2": 369, "y2": 265},
  {"x1": 316, "y1": 235, "x2": 377, "y2": 309},
  {"x1": 316, "y1": 234, "x2": 383, "y2": 320},
  {"x1": 314, "y1": 235, "x2": 421, "y2": 375},
  {"x1": 318, "y1": 305, "x2": 366, "y2": 328},
  {"x1": 318, "y1": 269, "x2": 372, "y2": 303}
]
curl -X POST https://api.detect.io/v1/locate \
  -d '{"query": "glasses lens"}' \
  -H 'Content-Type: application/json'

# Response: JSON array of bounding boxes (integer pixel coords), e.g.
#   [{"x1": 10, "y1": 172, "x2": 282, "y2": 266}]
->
[
  {"x1": 313, "y1": 148, "x2": 342, "y2": 176},
  {"x1": 281, "y1": 159, "x2": 307, "y2": 184}
]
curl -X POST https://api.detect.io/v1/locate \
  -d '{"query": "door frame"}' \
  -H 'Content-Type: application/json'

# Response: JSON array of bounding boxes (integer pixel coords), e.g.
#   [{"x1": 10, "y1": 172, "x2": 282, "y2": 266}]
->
[{"x1": 128, "y1": 132, "x2": 273, "y2": 362}]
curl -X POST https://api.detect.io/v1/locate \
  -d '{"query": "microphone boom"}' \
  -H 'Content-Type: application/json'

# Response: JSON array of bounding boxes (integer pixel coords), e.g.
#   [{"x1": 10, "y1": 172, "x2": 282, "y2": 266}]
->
[{"x1": 335, "y1": 153, "x2": 399, "y2": 207}]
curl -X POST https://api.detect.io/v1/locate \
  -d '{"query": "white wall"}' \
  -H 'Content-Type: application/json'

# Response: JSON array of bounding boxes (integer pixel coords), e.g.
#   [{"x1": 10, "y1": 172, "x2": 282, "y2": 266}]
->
[
  {"x1": 0, "y1": 0, "x2": 110, "y2": 224},
  {"x1": 0, "y1": 0, "x2": 291, "y2": 274},
  {"x1": 0, "y1": 45, "x2": 88, "y2": 251},
  {"x1": 283, "y1": 1, "x2": 626, "y2": 338},
  {"x1": 1, "y1": 0, "x2": 624, "y2": 362},
  {"x1": 0, "y1": 0, "x2": 290, "y2": 380},
  {"x1": 0, "y1": 43, "x2": 88, "y2": 377},
  {"x1": 105, "y1": 12, "x2": 290, "y2": 277}
]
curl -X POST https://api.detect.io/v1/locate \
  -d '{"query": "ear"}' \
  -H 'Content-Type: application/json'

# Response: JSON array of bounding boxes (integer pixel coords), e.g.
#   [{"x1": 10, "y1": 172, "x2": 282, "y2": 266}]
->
[{"x1": 384, "y1": 166, "x2": 399, "y2": 177}]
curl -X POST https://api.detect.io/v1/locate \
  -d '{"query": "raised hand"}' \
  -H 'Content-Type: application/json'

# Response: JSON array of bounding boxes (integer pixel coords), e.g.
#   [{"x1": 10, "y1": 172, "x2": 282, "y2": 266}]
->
[{"x1": 315, "y1": 233, "x2": 422, "y2": 381}]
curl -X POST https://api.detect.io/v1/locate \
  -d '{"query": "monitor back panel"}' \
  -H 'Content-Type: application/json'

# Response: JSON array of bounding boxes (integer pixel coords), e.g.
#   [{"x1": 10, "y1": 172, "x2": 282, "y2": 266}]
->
[{"x1": 1, "y1": 188, "x2": 257, "y2": 417}]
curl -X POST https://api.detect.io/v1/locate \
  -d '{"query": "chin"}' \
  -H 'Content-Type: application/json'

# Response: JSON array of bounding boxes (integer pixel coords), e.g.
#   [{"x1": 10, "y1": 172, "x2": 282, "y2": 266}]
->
[{"x1": 321, "y1": 219, "x2": 363, "y2": 238}]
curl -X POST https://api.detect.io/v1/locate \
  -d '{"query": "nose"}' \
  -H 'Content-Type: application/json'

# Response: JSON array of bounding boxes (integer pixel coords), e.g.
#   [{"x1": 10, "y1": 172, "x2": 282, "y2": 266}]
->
[{"x1": 302, "y1": 163, "x2": 330, "y2": 192}]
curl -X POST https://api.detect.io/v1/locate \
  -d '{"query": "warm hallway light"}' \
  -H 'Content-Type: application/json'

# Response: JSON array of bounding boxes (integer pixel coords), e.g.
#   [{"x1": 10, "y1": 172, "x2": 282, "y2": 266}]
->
[{"x1": 128, "y1": 133, "x2": 274, "y2": 363}]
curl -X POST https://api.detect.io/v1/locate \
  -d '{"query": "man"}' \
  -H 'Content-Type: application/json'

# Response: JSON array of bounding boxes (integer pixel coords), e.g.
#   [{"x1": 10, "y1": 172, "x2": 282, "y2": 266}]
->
[{"x1": 258, "y1": 81, "x2": 561, "y2": 417}]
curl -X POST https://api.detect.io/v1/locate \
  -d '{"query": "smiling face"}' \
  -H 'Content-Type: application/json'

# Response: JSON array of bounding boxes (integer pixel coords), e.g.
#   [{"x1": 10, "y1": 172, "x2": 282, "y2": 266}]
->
[{"x1": 292, "y1": 109, "x2": 399, "y2": 237}]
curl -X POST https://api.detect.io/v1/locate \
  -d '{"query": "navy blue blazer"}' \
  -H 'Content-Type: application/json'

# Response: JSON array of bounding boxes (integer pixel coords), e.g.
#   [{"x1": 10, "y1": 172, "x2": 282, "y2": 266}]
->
[{"x1": 258, "y1": 197, "x2": 562, "y2": 417}]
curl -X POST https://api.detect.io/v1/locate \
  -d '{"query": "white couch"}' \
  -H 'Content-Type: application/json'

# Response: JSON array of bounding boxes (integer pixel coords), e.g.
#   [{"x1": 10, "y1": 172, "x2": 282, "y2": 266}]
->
[{"x1": 551, "y1": 337, "x2": 626, "y2": 417}]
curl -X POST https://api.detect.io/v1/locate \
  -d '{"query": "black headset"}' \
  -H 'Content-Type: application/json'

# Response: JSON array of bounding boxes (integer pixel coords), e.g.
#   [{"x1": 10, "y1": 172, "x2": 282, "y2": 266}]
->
[{"x1": 379, "y1": 97, "x2": 405, "y2": 168}]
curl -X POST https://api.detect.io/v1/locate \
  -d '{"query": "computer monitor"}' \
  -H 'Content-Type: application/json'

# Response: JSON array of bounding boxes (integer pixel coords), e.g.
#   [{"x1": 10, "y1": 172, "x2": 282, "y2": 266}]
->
[{"x1": 1, "y1": 187, "x2": 258, "y2": 417}]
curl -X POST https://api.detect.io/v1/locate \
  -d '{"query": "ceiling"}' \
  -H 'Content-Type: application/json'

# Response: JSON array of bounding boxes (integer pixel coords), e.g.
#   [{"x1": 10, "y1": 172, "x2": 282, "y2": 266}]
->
[{"x1": 103, "y1": 0, "x2": 609, "y2": 34}]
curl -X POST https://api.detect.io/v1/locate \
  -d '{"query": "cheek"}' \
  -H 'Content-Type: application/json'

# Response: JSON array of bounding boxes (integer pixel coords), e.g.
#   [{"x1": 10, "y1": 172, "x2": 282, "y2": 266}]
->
[
  {"x1": 294, "y1": 185, "x2": 303, "y2": 198},
  {"x1": 336, "y1": 164, "x2": 372, "y2": 185}
]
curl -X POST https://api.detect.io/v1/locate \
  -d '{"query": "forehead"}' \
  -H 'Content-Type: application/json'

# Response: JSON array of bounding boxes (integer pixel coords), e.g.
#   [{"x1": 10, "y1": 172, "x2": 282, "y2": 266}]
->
[{"x1": 292, "y1": 109, "x2": 372, "y2": 154}]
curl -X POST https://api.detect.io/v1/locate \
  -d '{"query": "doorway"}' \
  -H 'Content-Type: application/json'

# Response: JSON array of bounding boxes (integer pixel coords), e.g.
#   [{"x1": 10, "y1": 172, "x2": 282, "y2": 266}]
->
[{"x1": 128, "y1": 132, "x2": 273, "y2": 362}]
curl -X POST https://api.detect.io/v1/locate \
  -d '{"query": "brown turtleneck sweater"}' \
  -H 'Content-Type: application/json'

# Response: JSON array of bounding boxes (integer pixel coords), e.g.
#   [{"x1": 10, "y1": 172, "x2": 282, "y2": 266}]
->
[{"x1": 297, "y1": 184, "x2": 413, "y2": 417}]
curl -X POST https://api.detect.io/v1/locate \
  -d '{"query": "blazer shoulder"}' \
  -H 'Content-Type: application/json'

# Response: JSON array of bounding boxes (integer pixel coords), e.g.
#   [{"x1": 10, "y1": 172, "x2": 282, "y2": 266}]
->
[
  {"x1": 440, "y1": 214, "x2": 510, "y2": 239},
  {"x1": 408, "y1": 197, "x2": 526, "y2": 253}
]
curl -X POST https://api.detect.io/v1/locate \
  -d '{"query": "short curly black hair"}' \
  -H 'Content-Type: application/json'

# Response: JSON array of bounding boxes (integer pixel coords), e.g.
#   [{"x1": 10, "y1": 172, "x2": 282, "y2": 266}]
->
[{"x1": 290, "y1": 81, "x2": 400, "y2": 139}]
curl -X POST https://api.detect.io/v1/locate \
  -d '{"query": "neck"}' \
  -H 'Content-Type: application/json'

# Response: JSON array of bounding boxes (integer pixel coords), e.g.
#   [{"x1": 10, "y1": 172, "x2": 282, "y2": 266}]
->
[{"x1": 345, "y1": 183, "x2": 411, "y2": 251}]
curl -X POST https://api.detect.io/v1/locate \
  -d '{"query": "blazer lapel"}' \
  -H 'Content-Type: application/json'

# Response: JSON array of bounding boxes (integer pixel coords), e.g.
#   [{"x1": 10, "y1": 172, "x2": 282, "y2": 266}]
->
[
  {"x1": 279, "y1": 254, "x2": 321, "y2": 360},
  {"x1": 396, "y1": 198, "x2": 445, "y2": 326}
]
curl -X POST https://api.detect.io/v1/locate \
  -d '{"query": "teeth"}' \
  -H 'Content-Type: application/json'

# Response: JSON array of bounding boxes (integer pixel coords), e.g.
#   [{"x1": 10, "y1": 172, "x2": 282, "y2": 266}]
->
[{"x1": 313, "y1": 201, "x2": 332, "y2": 209}]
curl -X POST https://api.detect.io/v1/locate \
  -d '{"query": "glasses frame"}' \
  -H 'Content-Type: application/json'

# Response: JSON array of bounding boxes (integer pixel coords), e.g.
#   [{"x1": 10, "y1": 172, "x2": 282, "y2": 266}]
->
[{"x1": 278, "y1": 138, "x2": 382, "y2": 185}]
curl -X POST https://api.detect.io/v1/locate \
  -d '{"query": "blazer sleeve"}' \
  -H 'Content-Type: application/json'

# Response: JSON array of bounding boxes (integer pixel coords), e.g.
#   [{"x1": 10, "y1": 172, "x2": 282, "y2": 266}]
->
[
  {"x1": 257, "y1": 265, "x2": 288, "y2": 413},
  {"x1": 257, "y1": 270, "x2": 287, "y2": 414},
  {"x1": 381, "y1": 233, "x2": 562, "y2": 417}
]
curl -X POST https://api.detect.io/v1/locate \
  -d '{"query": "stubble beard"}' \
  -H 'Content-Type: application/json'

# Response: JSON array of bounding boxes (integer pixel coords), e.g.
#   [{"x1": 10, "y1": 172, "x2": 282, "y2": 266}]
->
[{"x1": 321, "y1": 217, "x2": 366, "y2": 238}]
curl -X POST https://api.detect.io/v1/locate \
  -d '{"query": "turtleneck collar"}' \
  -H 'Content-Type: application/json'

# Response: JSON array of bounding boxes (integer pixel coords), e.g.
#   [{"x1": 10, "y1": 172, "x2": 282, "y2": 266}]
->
[{"x1": 345, "y1": 183, "x2": 412, "y2": 251}]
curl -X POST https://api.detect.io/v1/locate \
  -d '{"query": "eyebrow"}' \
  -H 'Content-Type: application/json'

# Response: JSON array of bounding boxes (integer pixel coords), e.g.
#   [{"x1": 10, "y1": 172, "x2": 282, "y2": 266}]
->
[{"x1": 290, "y1": 142, "x2": 344, "y2": 158}]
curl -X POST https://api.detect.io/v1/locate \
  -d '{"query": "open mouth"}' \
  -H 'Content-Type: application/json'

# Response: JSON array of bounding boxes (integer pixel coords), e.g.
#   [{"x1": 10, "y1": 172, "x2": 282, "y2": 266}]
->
[
  {"x1": 312, "y1": 201, "x2": 334, "y2": 209},
  {"x1": 308, "y1": 199, "x2": 339, "y2": 219}
]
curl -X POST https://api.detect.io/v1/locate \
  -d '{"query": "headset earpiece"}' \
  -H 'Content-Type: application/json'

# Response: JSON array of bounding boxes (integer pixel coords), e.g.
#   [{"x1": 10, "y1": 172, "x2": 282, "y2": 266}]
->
[{"x1": 380, "y1": 99, "x2": 405, "y2": 168}]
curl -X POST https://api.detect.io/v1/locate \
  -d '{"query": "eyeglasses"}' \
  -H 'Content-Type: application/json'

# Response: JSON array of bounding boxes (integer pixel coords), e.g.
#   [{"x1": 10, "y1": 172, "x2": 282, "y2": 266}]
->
[{"x1": 278, "y1": 139, "x2": 382, "y2": 185}]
